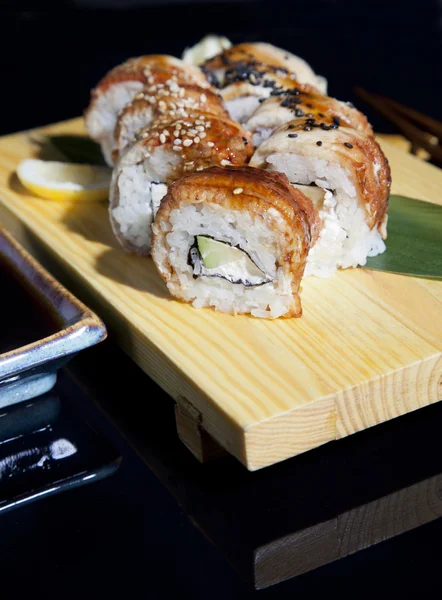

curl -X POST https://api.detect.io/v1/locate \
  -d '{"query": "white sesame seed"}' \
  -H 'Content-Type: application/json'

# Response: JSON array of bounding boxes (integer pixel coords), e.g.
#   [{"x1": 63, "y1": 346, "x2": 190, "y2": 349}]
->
[
  {"x1": 179, "y1": 88, "x2": 185, "y2": 97},
  {"x1": 173, "y1": 130, "x2": 180, "y2": 137},
  {"x1": 176, "y1": 123, "x2": 182, "y2": 130},
  {"x1": 148, "y1": 76, "x2": 155, "y2": 84},
  {"x1": 233, "y1": 188, "x2": 243, "y2": 195},
  {"x1": 220, "y1": 159, "x2": 231, "y2": 166},
  {"x1": 185, "y1": 161, "x2": 195, "y2": 166},
  {"x1": 183, "y1": 139, "x2": 193, "y2": 147},
  {"x1": 200, "y1": 94, "x2": 207, "y2": 102},
  {"x1": 207, "y1": 141, "x2": 214, "y2": 147},
  {"x1": 199, "y1": 115, "x2": 206, "y2": 120},
  {"x1": 159, "y1": 134, "x2": 166, "y2": 144},
  {"x1": 158, "y1": 101, "x2": 166, "y2": 109},
  {"x1": 200, "y1": 131, "x2": 207, "y2": 138},
  {"x1": 173, "y1": 146, "x2": 182, "y2": 151},
  {"x1": 174, "y1": 138, "x2": 182, "y2": 145},
  {"x1": 196, "y1": 125, "x2": 205, "y2": 132},
  {"x1": 162, "y1": 130, "x2": 169, "y2": 136},
  {"x1": 194, "y1": 136, "x2": 200, "y2": 143},
  {"x1": 181, "y1": 129, "x2": 186, "y2": 135}
]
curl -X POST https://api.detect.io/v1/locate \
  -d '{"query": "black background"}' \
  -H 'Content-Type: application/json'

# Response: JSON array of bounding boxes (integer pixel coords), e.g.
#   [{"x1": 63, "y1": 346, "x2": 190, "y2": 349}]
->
[
  {"x1": 1, "y1": 0, "x2": 441, "y2": 135},
  {"x1": 1, "y1": 1, "x2": 442, "y2": 597}
]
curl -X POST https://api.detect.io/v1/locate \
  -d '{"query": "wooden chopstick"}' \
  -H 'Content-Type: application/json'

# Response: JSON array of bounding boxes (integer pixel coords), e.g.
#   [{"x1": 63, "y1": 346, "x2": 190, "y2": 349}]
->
[{"x1": 354, "y1": 87, "x2": 442, "y2": 164}]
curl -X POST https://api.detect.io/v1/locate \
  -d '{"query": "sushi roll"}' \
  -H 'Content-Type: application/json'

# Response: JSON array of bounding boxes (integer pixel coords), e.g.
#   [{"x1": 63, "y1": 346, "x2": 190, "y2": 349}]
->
[
  {"x1": 110, "y1": 112, "x2": 253, "y2": 255},
  {"x1": 85, "y1": 55, "x2": 209, "y2": 165},
  {"x1": 113, "y1": 84, "x2": 227, "y2": 162},
  {"x1": 203, "y1": 42, "x2": 326, "y2": 123},
  {"x1": 151, "y1": 166, "x2": 320, "y2": 318},
  {"x1": 246, "y1": 90, "x2": 372, "y2": 147},
  {"x1": 250, "y1": 117, "x2": 391, "y2": 277}
]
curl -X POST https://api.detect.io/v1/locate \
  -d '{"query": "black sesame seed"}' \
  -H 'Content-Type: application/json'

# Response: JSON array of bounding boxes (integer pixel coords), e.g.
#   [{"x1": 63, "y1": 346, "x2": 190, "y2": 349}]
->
[
  {"x1": 295, "y1": 108, "x2": 305, "y2": 117},
  {"x1": 304, "y1": 125, "x2": 312, "y2": 131},
  {"x1": 288, "y1": 124, "x2": 295, "y2": 129},
  {"x1": 318, "y1": 112, "x2": 325, "y2": 117},
  {"x1": 242, "y1": 137, "x2": 249, "y2": 145},
  {"x1": 316, "y1": 141, "x2": 322, "y2": 146},
  {"x1": 329, "y1": 124, "x2": 339, "y2": 129},
  {"x1": 320, "y1": 123, "x2": 331, "y2": 130},
  {"x1": 344, "y1": 142, "x2": 353, "y2": 148},
  {"x1": 347, "y1": 101, "x2": 355, "y2": 108},
  {"x1": 306, "y1": 103, "x2": 314, "y2": 108},
  {"x1": 332, "y1": 116, "x2": 341, "y2": 126},
  {"x1": 258, "y1": 98, "x2": 265, "y2": 103},
  {"x1": 306, "y1": 118, "x2": 315, "y2": 125},
  {"x1": 288, "y1": 133, "x2": 298, "y2": 138}
]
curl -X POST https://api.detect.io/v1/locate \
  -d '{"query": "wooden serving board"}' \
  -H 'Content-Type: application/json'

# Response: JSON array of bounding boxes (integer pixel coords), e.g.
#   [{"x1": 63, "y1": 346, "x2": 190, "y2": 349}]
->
[{"x1": 0, "y1": 118, "x2": 441, "y2": 470}]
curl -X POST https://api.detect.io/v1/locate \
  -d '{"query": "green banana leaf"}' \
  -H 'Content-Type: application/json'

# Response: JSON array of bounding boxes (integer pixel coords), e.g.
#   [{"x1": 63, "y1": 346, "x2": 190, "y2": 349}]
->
[
  {"x1": 34, "y1": 135, "x2": 107, "y2": 166},
  {"x1": 363, "y1": 195, "x2": 442, "y2": 280}
]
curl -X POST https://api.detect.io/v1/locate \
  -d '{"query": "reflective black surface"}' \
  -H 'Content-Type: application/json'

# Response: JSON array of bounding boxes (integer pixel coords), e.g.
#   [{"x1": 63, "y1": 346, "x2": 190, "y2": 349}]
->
[{"x1": 0, "y1": 394, "x2": 121, "y2": 514}]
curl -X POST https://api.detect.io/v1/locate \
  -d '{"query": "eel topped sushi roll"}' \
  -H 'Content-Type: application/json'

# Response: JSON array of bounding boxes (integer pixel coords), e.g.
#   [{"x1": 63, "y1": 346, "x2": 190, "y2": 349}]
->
[
  {"x1": 85, "y1": 55, "x2": 209, "y2": 165},
  {"x1": 246, "y1": 90, "x2": 372, "y2": 147},
  {"x1": 110, "y1": 112, "x2": 253, "y2": 255},
  {"x1": 203, "y1": 42, "x2": 326, "y2": 123},
  {"x1": 250, "y1": 116, "x2": 391, "y2": 277},
  {"x1": 151, "y1": 166, "x2": 320, "y2": 318},
  {"x1": 113, "y1": 84, "x2": 227, "y2": 162}
]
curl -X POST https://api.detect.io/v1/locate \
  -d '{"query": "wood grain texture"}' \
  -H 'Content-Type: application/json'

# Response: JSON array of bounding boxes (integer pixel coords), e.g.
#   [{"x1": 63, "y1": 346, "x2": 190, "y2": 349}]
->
[
  {"x1": 254, "y1": 472, "x2": 442, "y2": 588},
  {"x1": 0, "y1": 118, "x2": 441, "y2": 470}
]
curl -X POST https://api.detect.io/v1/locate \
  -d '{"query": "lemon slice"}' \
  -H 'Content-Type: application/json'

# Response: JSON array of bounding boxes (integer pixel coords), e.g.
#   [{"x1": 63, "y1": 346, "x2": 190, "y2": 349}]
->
[{"x1": 16, "y1": 159, "x2": 112, "y2": 202}]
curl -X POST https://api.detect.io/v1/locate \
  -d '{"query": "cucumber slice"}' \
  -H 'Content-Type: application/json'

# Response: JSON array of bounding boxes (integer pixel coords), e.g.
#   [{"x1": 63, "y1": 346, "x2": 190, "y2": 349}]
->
[
  {"x1": 195, "y1": 236, "x2": 269, "y2": 285},
  {"x1": 197, "y1": 236, "x2": 243, "y2": 269}
]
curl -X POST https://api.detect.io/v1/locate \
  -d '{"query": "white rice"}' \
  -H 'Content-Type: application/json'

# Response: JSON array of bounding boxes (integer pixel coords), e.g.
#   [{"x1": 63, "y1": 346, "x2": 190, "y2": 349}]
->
[
  {"x1": 225, "y1": 96, "x2": 263, "y2": 124},
  {"x1": 265, "y1": 153, "x2": 386, "y2": 278},
  {"x1": 86, "y1": 81, "x2": 144, "y2": 166},
  {"x1": 117, "y1": 106, "x2": 155, "y2": 155},
  {"x1": 153, "y1": 203, "x2": 295, "y2": 318},
  {"x1": 111, "y1": 147, "x2": 177, "y2": 252},
  {"x1": 251, "y1": 127, "x2": 273, "y2": 147}
]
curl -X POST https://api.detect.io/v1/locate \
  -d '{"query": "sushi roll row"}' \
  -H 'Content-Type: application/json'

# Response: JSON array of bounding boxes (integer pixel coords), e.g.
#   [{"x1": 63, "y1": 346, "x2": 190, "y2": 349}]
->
[
  {"x1": 85, "y1": 55, "x2": 211, "y2": 165},
  {"x1": 110, "y1": 112, "x2": 252, "y2": 254},
  {"x1": 85, "y1": 41, "x2": 390, "y2": 319},
  {"x1": 85, "y1": 54, "x2": 253, "y2": 253},
  {"x1": 202, "y1": 42, "x2": 327, "y2": 123}
]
